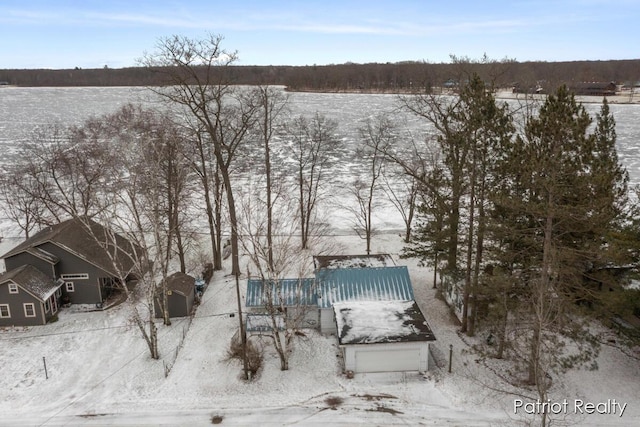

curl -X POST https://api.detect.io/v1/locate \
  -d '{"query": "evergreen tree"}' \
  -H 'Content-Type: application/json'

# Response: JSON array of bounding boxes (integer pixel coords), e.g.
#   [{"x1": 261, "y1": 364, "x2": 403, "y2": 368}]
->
[
  {"x1": 402, "y1": 162, "x2": 450, "y2": 290},
  {"x1": 489, "y1": 87, "x2": 633, "y2": 426},
  {"x1": 402, "y1": 73, "x2": 513, "y2": 334}
]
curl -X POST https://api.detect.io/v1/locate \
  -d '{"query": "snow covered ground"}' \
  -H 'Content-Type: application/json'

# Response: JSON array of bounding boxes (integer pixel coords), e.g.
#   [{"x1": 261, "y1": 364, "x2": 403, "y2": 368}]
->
[{"x1": 1, "y1": 233, "x2": 640, "y2": 426}]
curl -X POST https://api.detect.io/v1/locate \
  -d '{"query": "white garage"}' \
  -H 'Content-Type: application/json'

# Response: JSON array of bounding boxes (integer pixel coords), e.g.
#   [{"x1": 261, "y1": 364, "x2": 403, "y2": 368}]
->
[{"x1": 334, "y1": 300, "x2": 436, "y2": 374}]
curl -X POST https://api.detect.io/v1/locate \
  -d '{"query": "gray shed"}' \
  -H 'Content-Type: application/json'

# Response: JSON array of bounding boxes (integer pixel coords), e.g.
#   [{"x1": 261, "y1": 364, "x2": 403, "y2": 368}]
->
[{"x1": 155, "y1": 272, "x2": 196, "y2": 318}]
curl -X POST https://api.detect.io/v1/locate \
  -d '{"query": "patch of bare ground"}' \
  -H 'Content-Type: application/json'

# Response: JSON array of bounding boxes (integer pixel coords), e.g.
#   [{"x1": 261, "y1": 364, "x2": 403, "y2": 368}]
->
[
  {"x1": 352, "y1": 393, "x2": 398, "y2": 401},
  {"x1": 325, "y1": 396, "x2": 344, "y2": 410},
  {"x1": 367, "y1": 405, "x2": 404, "y2": 415}
]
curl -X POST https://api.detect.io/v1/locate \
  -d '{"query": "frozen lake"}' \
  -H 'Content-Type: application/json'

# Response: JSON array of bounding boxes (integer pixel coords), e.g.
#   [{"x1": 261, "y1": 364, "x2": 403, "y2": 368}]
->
[
  {"x1": 1, "y1": 86, "x2": 639, "y2": 176},
  {"x1": 1, "y1": 86, "x2": 639, "y2": 235}
]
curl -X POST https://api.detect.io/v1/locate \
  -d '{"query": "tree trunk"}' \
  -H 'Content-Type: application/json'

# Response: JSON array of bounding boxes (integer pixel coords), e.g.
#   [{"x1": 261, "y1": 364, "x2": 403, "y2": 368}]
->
[
  {"x1": 469, "y1": 172, "x2": 486, "y2": 337},
  {"x1": 202, "y1": 184, "x2": 220, "y2": 270},
  {"x1": 214, "y1": 169, "x2": 223, "y2": 270},
  {"x1": 461, "y1": 159, "x2": 476, "y2": 334},
  {"x1": 529, "y1": 199, "x2": 554, "y2": 386},
  {"x1": 432, "y1": 251, "x2": 438, "y2": 289},
  {"x1": 234, "y1": 273, "x2": 248, "y2": 379},
  {"x1": 298, "y1": 166, "x2": 308, "y2": 250},
  {"x1": 496, "y1": 296, "x2": 507, "y2": 359},
  {"x1": 404, "y1": 189, "x2": 415, "y2": 243},
  {"x1": 175, "y1": 218, "x2": 186, "y2": 273},
  {"x1": 447, "y1": 190, "x2": 461, "y2": 273},
  {"x1": 264, "y1": 103, "x2": 275, "y2": 271}
]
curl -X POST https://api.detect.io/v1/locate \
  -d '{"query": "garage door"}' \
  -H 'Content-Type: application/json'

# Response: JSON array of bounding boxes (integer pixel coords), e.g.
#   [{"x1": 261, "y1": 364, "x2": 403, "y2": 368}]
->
[{"x1": 355, "y1": 348, "x2": 421, "y2": 373}]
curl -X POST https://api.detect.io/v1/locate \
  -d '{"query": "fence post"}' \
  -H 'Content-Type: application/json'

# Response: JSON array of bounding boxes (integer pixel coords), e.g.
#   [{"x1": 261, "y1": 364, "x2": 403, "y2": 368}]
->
[{"x1": 43, "y1": 356, "x2": 49, "y2": 379}]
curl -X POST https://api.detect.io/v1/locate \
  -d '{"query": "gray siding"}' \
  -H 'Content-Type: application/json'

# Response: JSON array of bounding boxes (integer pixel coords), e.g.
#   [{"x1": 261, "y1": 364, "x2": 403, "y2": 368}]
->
[
  {"x1": 156, "y1": 290, "x2": 194, "y2": 318},
  {"x1": 320, "y1": 308, "x2": 336, "y2": 334},
  {"x1": 0, "y1": 283, "x2": 46, "y2": 327},
  {"x1": 4, "y1": 252, "x2": 56, "y2": 279},
  {"x1": 39, "y1": 242, "x2": 110, "y2": 305}
]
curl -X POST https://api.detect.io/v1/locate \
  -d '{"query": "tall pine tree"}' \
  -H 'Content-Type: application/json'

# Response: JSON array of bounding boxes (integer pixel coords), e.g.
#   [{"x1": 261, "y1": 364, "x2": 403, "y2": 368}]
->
[{"x1": 489, "y1": 87, "x2": 632, "y2": 426}]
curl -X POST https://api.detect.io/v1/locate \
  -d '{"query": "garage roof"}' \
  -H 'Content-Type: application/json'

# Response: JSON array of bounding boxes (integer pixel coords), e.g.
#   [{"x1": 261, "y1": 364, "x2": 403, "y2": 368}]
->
[
  {"x1": 333, "y1": 300, "x2": 436, "y2": 345},
  {"x1": 316, "y1": 266, "x2": 414, "y2": 308}
]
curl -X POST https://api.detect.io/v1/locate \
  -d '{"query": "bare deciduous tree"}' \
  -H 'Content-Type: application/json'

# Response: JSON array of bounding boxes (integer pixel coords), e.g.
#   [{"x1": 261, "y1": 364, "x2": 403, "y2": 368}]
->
[
  {"x1": 141, "y1": 34, "x2": 260, "y2": 379},
  {"x1": 0, "y1": 169, "x2": 46, "y2": 238},
  {"x1": 347, "y1": 115, "x2": 394, "y2": 254},
  {"x1": 381, "y1": 169, "x2": 419, "y2": 244},
  {"x1": 286, "y1": 112, "x2": 340, "y2": 249},
  {"x1": 253, "y1": 85, "x2": 289, "y2": 271},
  {"x1": 239, "y1": 184, "x2": 316, "y2": 371}
]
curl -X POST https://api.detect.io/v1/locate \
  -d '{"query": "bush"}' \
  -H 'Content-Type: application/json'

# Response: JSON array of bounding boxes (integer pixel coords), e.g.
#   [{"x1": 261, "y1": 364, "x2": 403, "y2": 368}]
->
[
  {"x1": 325, "y1": 396, "x2": 344, "y2": 410},
  {"x1": 226, "y1": 332, "x2": 263, "y2": 379}
]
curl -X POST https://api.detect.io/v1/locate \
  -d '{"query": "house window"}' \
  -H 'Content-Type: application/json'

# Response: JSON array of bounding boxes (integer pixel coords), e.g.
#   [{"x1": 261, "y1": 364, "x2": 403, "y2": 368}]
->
[
  {"x1": 44, "y1": 299, "x2": 50, "y2": 313},
  {"x1": 24, "y1": 303, "x2": 36, "y2": 317},
  {"x1": 61, "y1": 273, "x2": 89, "y2": 280},
  {"x1": 8, "y1": 283, "x2": 18, "y2": 294},
  {"x1": 0, "y1": 304, "x2": 10, "y2": 318},
  {"x1": 56, "y1": 288, "x2": 62, "y2": 298},
  {"x1": 65, "y1": 282, "x2": 75, "y2": 292}
]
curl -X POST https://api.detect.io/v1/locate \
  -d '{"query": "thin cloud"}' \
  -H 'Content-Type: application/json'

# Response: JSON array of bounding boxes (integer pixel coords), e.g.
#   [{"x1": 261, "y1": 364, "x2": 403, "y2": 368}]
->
[
  {"x1": 0, "y1": 7, "x2": 198, "y2": 28},
  {"x1": 0, "y1": 3, "x2": 607, "y2": 37},
  {"x1": 256, "y1": 18, "x2": 533, "y2": 37}
]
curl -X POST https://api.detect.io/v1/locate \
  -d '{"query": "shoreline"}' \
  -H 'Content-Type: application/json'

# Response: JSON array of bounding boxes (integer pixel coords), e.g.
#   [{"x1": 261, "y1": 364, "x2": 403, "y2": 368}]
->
[{"x1": 285, "y1": 87, "x2": 640, "y2": 104}]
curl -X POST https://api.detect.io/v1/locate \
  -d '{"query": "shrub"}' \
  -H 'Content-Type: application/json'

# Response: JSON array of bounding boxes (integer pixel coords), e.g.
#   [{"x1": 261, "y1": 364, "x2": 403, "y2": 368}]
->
[
  {"x1": 226, "y1": 333, "x2": 263, "y2": 379},
  {"x1": 325, "y1": 396, "x2": 344, "y2": 410}
]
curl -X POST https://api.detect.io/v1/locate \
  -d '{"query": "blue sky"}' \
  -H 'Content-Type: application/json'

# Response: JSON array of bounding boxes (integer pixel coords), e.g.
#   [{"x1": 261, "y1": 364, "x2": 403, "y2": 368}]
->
[{"x1": 1, "y1": 0, "x2": 638, "y2": 69}]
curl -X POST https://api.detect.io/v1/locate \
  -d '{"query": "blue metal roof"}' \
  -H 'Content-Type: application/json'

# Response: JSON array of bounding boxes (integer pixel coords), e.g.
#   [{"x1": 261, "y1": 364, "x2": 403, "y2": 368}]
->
[
  {"x1": 316, "y1": 266, "x2": 415, "y2": 308},
  {"x1": 245, "y1": 278, "x2": 317, "y2": 307}
]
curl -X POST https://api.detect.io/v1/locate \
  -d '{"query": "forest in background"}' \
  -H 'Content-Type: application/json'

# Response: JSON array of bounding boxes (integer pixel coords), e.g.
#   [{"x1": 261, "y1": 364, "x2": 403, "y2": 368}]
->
[{"x1": 1, "y1": 58, "x2": 639, "y2": 93}]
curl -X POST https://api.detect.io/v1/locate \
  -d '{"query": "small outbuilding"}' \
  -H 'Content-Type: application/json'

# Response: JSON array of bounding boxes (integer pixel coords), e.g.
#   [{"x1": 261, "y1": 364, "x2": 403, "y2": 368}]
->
[
  {"x1": 155, "y1": 272, "x2": 196, "y2": 319},
  {"x1": 334, "y1": 300, "x2": 436, "y2": 374}
]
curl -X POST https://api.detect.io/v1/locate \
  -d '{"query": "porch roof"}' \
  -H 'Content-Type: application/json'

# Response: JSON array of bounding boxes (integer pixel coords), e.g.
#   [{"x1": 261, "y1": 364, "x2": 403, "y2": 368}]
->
[
  {"x1": 0, "y1": 264, "x2": 62, "y2": 302},
  {"x1": 245, "y1": 278, "x2": 317, "y2": 307}
]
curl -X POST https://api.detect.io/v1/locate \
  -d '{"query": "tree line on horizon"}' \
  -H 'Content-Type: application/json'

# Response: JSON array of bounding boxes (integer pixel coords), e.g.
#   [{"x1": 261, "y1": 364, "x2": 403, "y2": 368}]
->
[{"x1": 1, "y1": 58, "x2": 639, "y2": 93}]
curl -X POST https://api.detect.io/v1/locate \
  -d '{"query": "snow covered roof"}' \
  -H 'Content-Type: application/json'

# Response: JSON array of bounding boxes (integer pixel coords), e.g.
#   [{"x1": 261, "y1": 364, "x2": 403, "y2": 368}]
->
[
  {"x1": 333, "y1": 300, "x2": 436, "y2": 345},
  {"x1": 316, "y1": 266, "x2": 414, "y2": 308},
  {"x1": 160, "y1": 272, "x2": 195, "y2": 297},
  {"x1": 313, "y1": 254, "x2": 395, "y2": 270},
  {"x1": 0, "y1": 264, "x2": 62, "y2": 302},
  {"x1": 245, "y1": 278, "x2": 317, "y2": 307},
  {"x1": 1, "y1": 217, "x2": 141, "y2": 277},
  {"x1": 25, "y1": 247, "x2": 59, "y2": 264}
]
